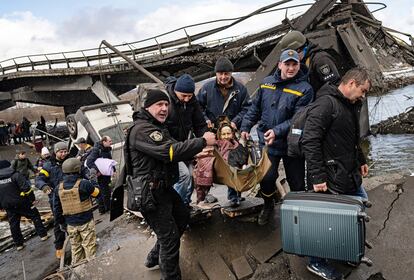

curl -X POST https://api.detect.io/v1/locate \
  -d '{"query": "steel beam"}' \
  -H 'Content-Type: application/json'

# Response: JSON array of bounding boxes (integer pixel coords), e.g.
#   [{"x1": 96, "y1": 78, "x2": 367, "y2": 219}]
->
[{"x1": 91, "y1": 81, "x2": 120, "y2": 104}]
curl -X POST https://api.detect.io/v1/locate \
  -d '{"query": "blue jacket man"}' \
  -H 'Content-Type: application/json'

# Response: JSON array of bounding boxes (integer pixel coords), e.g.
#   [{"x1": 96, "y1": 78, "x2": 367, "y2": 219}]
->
[
  {"x1": 241, "y1": 49, "x2": 313, "y2": 225},
  {"x1": 35, "y1": 141, "x2": 69, "y2": 257},
  {"x1": 197, "y1": 56, "x2": 251, "y2": 206}
]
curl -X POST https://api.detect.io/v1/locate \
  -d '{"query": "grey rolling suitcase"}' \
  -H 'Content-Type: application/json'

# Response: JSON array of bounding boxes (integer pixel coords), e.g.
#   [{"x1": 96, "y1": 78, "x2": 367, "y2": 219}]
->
[{"x1": 280, "y1": 192, "x2": 372, "y2": 265}]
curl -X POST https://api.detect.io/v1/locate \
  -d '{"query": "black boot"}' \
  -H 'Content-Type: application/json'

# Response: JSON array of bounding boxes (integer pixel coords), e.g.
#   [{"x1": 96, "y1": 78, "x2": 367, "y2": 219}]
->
[
  {"x1": 258, "y1": 196, "x2": 274, "y2": 226},
  {"x1": 145, "y1": 243, "x2": 160, "y2": 268}
]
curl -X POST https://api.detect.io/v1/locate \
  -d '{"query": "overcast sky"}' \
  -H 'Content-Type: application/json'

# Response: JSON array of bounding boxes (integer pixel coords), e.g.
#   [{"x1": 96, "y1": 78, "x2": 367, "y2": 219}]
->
[{"x1": 0, "y1": 0, "x2": 413, "y2": 62}]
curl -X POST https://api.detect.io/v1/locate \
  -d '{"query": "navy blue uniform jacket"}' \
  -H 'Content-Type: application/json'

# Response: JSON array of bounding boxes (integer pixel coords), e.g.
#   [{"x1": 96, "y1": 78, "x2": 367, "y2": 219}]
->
[{"x1": 240, "y1": 68, "x2": 314, "y2": 156}]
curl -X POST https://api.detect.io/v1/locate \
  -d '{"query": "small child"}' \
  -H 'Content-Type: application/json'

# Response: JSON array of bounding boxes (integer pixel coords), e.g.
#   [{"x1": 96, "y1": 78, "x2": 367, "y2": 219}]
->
[
  {"x1": 35, "y1": 147, "x2": 51, "y2": 170},
  {"x1": 194, "y1": 122, "x2": 248, "y2": 207}
]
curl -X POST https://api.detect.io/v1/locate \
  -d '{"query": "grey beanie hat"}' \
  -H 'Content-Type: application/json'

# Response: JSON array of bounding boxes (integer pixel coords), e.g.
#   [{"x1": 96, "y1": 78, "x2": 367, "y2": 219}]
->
[
  {"x1": 214, "y1": 57, "x2": 234, "y2": 73},
  {"x1": 54, "y1": 142, "x2": 68, "y2": 153}
]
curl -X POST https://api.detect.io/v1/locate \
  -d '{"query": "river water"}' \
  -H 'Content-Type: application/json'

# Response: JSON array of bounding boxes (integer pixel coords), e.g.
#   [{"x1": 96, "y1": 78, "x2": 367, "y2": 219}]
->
[{"x1": 367, "y1": 84, "x2": 414, "y2": 176}]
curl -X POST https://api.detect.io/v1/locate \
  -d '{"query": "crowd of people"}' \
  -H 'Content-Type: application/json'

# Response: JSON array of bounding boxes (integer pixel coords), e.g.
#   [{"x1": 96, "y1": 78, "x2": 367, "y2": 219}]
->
[
  {"x1": 0, "y1": 30, "x2": 371, "y2": 280},
  {"x1": 0, "y1": 135, "x2": 115, "y2": 266},
  {"x1": 126, "y1": 30, "x2": 369, "y2": 280},
  {"x1": 0, "y1": 115, "x2": 48, "y2": 146}
]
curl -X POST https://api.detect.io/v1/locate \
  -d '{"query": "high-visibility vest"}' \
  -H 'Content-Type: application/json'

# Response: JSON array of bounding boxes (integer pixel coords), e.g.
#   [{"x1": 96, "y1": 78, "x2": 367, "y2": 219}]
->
[{"x1": 58, "y1": 179, "x2": 92, "y2": 215}]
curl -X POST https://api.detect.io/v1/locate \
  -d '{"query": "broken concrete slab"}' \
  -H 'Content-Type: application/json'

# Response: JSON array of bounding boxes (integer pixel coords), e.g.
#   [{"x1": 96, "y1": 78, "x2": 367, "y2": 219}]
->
[
  {"x1": 250, "y1": 261, "x2": 290, "y2": 280},
  {"x1": 231, "y1": 256, "x2": 253, "y2": 280},
  {"x1": 348, "y1": 176, "x2": 414, "y2": 280},
  {"x1": 248, "y1": 229, "x2": 282, "y2": 264},
  {"x1": 364, "y1": 183, "x2": 399, "y2": 241},
  {"x1": 199, "y1": 252, "x2": 236, "y2": 280}
]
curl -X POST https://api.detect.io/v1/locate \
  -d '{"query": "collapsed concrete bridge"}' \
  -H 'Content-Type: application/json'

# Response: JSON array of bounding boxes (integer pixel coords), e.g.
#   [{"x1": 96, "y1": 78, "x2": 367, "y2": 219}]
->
[{"x1": 0, "y1": 0, "x2": 413, "y2": 116}]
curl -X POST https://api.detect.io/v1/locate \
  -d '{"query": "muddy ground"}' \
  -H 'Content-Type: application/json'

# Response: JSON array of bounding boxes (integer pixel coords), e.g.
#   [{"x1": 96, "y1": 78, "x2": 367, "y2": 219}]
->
[{"x1": 1, "y1": 173, "x2": 412, "y2": 280}]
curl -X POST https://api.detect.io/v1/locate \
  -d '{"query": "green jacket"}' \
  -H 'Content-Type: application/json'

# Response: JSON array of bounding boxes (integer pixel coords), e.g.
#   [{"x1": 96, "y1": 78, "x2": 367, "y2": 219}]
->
[{"x1": 11, "y1": 158, "x2": 36, "y2": 179}]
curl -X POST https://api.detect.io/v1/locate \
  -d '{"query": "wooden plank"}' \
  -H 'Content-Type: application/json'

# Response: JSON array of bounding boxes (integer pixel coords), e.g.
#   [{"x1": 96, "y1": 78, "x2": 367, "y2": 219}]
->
[
  {"x1": 221, "y1": 197, "x2": 263, "y2": 218},
  {"x1": 199, "y1": 252, "x2": 236, "y2": 280}
]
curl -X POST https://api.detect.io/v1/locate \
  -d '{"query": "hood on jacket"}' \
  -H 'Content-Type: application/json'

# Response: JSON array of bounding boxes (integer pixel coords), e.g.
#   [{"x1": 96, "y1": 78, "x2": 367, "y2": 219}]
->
[
  {"x1": 0, "y1": 167, "x2": 14, "y2": 178},
  {"x1": 316, "y1": 82, "x2": 363, "y2": 108}
]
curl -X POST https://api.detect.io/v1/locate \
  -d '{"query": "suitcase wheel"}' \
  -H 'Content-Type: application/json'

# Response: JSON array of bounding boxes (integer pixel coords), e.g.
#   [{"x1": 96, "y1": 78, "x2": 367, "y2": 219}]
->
[{"x1": 361, "y1": 257, "x2": 373, "y2": 267}]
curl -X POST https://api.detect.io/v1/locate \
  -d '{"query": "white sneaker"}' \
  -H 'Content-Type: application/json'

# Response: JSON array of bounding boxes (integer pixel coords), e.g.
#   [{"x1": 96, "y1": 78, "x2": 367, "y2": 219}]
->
[{"x1": 40, "y1": 235, "x2": 49, "y2": 241}]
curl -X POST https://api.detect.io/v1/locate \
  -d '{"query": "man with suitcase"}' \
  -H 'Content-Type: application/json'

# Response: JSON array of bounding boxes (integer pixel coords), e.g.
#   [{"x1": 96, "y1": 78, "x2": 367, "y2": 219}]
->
[{"x1": 302, "y1": 67, "x2": 371, "y2": 279}]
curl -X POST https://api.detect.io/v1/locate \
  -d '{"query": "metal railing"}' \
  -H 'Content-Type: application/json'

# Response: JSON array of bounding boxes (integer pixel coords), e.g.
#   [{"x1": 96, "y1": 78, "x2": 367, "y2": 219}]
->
[
  {"x1": 0, "y1": 0, "x2": 304, "y2": 76},
  {"x1": 0, "y1": 1, "x2": 390, "y2": 76}
]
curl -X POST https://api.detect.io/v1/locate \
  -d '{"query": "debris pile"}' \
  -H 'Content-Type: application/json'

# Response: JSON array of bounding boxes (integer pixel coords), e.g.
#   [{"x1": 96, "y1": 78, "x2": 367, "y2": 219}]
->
[{"x1": 371, "y1": 107, "x2": 414, "y2": 134}]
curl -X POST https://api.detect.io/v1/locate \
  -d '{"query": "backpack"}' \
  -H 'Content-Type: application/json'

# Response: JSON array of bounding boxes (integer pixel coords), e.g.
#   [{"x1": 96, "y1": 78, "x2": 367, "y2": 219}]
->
[{"x1": 287, "y1": 95, "x2": 338, "y2": 158}]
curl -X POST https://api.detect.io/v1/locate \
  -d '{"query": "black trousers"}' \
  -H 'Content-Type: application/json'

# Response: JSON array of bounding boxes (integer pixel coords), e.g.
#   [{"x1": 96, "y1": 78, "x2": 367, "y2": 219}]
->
[
  {"x1": 260, "y1": 154, "x2": 305, "y2": 196},
  {"x1": 97, "y1": 175, "x2": 112, "y2": 213},
  {"x1": 48, "y1": 197, "x2": 66, "y2": 249},
  {"x1": 6, "y1": 205, "x2": 47, "y2": 246},
  {"x1": 142, "y1": 186, "x2": 190, "y2": 280}
]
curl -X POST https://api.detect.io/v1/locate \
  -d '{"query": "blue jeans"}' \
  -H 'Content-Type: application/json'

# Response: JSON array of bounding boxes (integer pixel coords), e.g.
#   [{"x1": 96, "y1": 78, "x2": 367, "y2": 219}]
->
[
  {"x1": 227, "y1": 187, "x2": 238, "y2": 202},
  {"x1": 309, "y1": 184, "x2": 368, "y2": 265},
  {"x1": 173, "y1": 162, "x2": 193, "y2": 206},
  {"x1": 352, "y1": 185, "x2": 368, "y2": 200}
]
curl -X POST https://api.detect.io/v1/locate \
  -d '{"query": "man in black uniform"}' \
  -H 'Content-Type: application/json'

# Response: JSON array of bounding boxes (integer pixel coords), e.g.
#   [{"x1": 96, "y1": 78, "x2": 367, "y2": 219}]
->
[
  {"x1": 279, "y1": 30, "x2": 341, "y2": 93},
  {"x1": 127, "y1": 89, "x2": 216, "y2": 279},
  {"x1": 0, "y1": 160, "x2": 48, "y2": 251}
]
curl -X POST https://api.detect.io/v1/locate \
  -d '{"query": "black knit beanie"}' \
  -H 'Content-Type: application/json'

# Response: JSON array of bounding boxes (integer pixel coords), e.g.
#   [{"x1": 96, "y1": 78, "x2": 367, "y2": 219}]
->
[
  {"x1": 174, "y1": 74, "x2": 195, "y2": 93},
  {"x1": 144, "y1": 90, "x2": 170, "y2": 108},
  {"x1": 214, "y1": 57, "x2": 234, "y2": 73},
  {"x1": 0, "y1": 160, "x2": 11, "y2": 169}
]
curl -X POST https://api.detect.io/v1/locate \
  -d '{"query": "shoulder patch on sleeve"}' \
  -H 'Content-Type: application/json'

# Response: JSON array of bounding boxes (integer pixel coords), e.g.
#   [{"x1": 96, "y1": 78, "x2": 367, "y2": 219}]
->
[
  {"x1": 149, "y1": 131, "x2": 163, "y2": 142},
  {"x1": 319, "y1": 64, "x2": 331, "y2": 75}
]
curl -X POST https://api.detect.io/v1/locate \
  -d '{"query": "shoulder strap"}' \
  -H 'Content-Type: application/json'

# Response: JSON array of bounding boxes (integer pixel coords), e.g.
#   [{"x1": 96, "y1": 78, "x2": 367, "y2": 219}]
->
[
  {"x1": 12, "y1": 159, "x2": 18, "y2": 170},
  {"x1": 326, "y1": 95, "x2": 340, "y2": 119},
  {"x1": 73, "y1": 179, "x2": 82, "y2": 189},
  {"x1": 124, "y1": 123, "x2": 137, "y2": 175}
]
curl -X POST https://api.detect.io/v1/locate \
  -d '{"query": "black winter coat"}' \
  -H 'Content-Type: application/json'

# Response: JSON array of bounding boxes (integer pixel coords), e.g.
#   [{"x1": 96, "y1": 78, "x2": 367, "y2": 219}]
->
[
  {"x1": 0, "y1": 167, "x2": 33, "y2": 209},
  {"x1": 304, "y1": 43, "x2": 341, "y2": 93},
  {"x1": 128, "y1": 109, "x2": 206, "y2": 186},
  {"x1": 302, "y1": 83, "x2": 366, "y2": 194},
  {"x1": 165, "y1": 78, "x2": 207, "y2": 141},
  {"x1": 86, "y1": 142, "x2": 113, "y2": 171}
]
